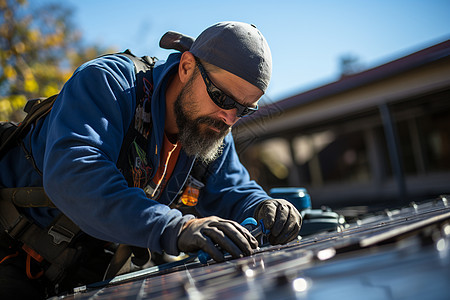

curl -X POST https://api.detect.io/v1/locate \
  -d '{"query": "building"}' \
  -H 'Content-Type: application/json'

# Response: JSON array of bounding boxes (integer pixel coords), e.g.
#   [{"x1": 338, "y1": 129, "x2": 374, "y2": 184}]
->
[{"x1": 233, "y1": 39, "x2": 450, "y2": 209}]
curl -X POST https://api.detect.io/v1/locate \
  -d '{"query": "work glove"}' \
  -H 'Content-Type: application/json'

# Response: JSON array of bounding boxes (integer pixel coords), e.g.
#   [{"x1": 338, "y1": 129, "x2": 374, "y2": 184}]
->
[
  {"x1": 254, "y1": 199, "x2": 302, "y2": 245},
  {"x1": 177, "y1": 216, "x2": 259, "y2": 262}
]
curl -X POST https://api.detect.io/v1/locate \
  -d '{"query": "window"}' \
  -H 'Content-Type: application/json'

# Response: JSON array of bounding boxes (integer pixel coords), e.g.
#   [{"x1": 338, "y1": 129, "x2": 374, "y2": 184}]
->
[
  {"x1": 420, "y1": 110, "x2": 450, "y2": 172},
  {"x1": 291, "y1": 129, "x2": 371, "y2": 186}
]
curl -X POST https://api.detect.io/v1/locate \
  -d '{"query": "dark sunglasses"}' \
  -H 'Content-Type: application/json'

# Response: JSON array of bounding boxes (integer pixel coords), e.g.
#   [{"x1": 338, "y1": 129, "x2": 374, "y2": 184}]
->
[{"x1": 196, "y1": 61, "x2": 258, "y2": 117}]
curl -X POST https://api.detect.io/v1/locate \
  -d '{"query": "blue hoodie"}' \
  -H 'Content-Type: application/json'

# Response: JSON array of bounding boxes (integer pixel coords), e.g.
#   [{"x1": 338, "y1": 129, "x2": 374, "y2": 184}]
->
[{"x1": 0, "y1": 52, "x2": 270, "y2": 255}]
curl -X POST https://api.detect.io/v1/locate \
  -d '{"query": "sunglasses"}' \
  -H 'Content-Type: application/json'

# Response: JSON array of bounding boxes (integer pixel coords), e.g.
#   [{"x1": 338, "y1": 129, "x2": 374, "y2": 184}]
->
[{"x1": 196, "y1": 61, "x2": 259, "y2": 117}]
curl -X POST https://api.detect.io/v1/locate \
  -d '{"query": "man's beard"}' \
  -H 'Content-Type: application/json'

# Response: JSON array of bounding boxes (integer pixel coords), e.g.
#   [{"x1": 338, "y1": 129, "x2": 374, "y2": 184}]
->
[{"x1": 174, "y1": 75, "x2": 231, "y2": 164}]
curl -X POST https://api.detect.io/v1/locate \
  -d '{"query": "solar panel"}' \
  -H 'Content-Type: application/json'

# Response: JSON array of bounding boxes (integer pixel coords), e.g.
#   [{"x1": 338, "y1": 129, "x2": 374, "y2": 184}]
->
[{"x1": 52, "y1": 196, "x2": 450, "y2": 300}]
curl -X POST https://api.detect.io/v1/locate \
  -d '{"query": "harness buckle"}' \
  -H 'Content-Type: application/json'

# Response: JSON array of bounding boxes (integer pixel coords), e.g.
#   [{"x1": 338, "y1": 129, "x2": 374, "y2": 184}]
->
[{"x1": 48, "y1": 224, "x2": 75, "y2": 245}]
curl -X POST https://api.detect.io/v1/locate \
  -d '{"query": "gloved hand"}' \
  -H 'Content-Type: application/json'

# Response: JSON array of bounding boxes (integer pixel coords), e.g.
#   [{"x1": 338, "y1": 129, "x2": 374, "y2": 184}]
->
[
  {"x1": 254, "y1": 199, "x2": 302, "y2": 245},
  {"x1": 177, "y1": 216, "x2": 259, "y2": 262}
]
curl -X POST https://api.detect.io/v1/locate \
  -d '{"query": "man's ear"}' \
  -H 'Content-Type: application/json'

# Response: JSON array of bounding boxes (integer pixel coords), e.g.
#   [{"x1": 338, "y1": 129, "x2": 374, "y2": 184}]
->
[{"x1": 178, "y1": 51, "x2": 196, "y2": 83}]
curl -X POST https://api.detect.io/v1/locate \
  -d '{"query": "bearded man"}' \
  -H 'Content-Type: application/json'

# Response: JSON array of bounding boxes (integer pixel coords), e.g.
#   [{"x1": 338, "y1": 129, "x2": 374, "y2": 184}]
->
[{"x1": 0, "y1": 21, "x2": 301, "y2": 298}]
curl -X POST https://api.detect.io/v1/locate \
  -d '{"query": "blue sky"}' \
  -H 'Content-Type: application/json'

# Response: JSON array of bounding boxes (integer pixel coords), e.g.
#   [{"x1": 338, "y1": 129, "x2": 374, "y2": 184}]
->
[{"x1": 44, "y1": 0, "x2": 450, "y2": 104}]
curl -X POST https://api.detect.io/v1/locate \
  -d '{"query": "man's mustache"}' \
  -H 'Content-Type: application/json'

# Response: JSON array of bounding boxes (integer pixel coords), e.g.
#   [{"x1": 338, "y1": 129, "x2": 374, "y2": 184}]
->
[{"x1": 196, "y1": 116, "x2": 231, "y2": 134}]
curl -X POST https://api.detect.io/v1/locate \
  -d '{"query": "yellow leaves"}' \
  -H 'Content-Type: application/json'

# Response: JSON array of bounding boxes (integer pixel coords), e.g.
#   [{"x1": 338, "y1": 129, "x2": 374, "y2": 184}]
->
[
  {"x1": 23, "y1": 71, "x2": 38, "y2": 93},
  {"x1": 28, "y1": 29, "x2": 40, "y2": 43},
  {"x1": 3, "y1": 65, "x2": 16, "y2": 79},
  {"x1": 10, "y1": 94, "x2": 26, "y2": 109},
  {"x1": 24, "y1": 78, "x2": 38, "y2": 93},
  {"x1": 1, "y1": 0, "x2": 107, "y2": 121},
  {"x1": 13, "y1": 42, "x2": 26, "y2": 54},
  {"x1": 42, "y1": 83, "x2": 59, "y2": 97},
  {"x1": 0, "y1": 95, "x2": 26, "y2": 121},
  {"x1": 0, "y1": 49, "x2": 11, "y2": 61},
  {"x1": 0, "y1": 98, "x2": 12, "y2": 118},
  {"x1": 33, "y1": 62, "x2": 68, "y2": 85},
  {"x1": 43, "y1": 31, "x2": 64, "y2": 48}
]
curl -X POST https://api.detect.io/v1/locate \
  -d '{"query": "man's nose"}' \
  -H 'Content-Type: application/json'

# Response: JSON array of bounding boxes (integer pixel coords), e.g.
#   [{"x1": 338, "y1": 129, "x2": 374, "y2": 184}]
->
[{"x1": 219, "y1": 108, "x2": 239, "y2": 126}]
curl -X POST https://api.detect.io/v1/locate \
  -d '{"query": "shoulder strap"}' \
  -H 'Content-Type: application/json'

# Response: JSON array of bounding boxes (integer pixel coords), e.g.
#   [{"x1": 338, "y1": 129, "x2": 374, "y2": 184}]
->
[
  {"x1": 0, "y1": 187, "x2": 55, "y2": 208},
  {"x1": 120, "y1": 49, "x2": 157, "y2": 100},
  {"x1": 115, "y1": 50, "x2": 157, "y2": 188},
  {"x1": 191, "y1": 159, "x2": 210, "y2": 184},
  {"x1": 0, "y1": 121, "x2": 18, "y2": 159},
  {"x1": 0, "y1": 94, "x2": 58, "y2": 159}
]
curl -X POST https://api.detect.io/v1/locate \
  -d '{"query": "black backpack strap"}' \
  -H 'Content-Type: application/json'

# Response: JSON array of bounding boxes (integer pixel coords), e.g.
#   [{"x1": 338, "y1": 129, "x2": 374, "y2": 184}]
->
[
  {"x1": 0, "y1": 187, "x2": 55, "y2": 208},
  {"x1": 0, "y1": 94, "x2": 58, "y2": 159},
  {"x1": 0, "y1": 121, "x2": 18, "y2": 146},
  {"x1": 191, "y1": 159, "x2": 210, "y2": 184},
  {"x1": 116, "y1": 50, "x2": 157, "y2": 188},
  {"x1": 0, "y1": 192, "x2": 81, "y2": 283},
  {"x1": 121, "y1": 49, "x2": 157, "y2": 100}
]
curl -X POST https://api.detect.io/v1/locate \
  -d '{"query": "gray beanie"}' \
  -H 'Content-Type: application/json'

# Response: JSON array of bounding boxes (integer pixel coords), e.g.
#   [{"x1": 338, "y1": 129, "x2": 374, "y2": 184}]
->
[
  {"x1": 190, "y1": 21, "x2": 272, "y2": 92},
  {"x1": 159, "y1": 22, "x2": 272, "y2": 92}
]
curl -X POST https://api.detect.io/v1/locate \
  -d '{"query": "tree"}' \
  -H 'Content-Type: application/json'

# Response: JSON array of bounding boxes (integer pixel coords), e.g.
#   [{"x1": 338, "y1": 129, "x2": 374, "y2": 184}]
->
[{"x1": 0, "y1": 0, "x2": 111, "y2": 121}]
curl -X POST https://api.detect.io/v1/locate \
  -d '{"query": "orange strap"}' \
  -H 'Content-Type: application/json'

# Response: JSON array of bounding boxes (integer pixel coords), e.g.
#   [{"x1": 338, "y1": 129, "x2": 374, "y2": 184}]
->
[
  {"x1": 22, "y1": 244, "x2": 44, "y2": 263},
  {"x1": 0, "y1": 251, "x2": 19, "y2": 264},
  {"x1": 22, "y1": 244, "x2": 44, "y2": 280},
  {"x1": 0, "y1": 246, "x2": 44, "y2": 279},
  {"x1": 26, "y1": 254, "x2": 44, "y2": 279}
]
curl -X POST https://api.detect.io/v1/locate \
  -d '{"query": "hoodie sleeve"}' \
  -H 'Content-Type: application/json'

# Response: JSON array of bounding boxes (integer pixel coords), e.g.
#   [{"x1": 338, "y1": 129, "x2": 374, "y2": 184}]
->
[
  {"x1": 42, "y1": 55, "x2": 192, "y2": 255},
  {"x1": 195, "y1": 133, "x2": 270, "y2": 223}
]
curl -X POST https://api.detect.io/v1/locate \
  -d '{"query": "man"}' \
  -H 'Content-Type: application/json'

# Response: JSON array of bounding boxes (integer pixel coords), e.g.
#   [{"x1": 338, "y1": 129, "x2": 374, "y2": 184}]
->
[{"x1": 0, "y1": 21, "x2": 301, "y2": 297}]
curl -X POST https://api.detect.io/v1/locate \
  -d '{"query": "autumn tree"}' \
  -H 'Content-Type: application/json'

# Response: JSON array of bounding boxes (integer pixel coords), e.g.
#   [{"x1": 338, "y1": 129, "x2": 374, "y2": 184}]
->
[{"x1": 0, "y1": 0, "x2": 111, "y2": 121}]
